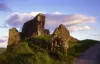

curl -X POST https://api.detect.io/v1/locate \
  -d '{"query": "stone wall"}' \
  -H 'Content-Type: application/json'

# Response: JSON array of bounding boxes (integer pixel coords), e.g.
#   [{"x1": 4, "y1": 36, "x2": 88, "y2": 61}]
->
[
  {"x1": 8, "y1": 28, "x2": 21, "y2": 45},
  {"x1": 22, "y1": 13, "x2": 45, "y2": 37},
  {"x1": 52, "y1": 24, "x2": 70, "y2": 53},
  {"x1": 44, "y1": 29, "x2": 50, "y2": 35}
]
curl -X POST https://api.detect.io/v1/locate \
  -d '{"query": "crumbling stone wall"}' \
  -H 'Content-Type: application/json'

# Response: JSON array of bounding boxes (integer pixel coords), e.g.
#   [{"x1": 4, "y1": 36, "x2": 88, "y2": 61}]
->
[
  {"x1": 22, "y1": 13, "x2": 45, "y2": 37},
  {"x1": 52, "y1": 24, "x2": 70, "y2": 53},
  {"x1": 8, "y1": 13, "x2": 50, "y2": 46},
  {"x1": 44, "y1": 29, "x2": 50, "y2": 35},
  {"x1": 8, "y1": 28, "x2": 21, "y2": 45}
]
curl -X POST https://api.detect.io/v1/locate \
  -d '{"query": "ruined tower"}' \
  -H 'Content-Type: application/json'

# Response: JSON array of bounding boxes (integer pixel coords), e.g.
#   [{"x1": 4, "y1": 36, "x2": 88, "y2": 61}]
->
[
  {"x1": 52, "y1": 24, "x2": 70, "y2": 54},
  {"x1": 8, "y1": 28, "x2": 21, "y2": 45},
  {"x1": 22, "y1": 13, "x2": 46, "y2": 37}
]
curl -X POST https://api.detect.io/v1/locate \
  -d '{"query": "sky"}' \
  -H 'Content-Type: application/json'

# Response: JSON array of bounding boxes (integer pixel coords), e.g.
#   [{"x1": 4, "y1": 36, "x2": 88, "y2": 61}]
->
[{"x1": 0, "y1": 0, "x2": 100, "y2": 48}]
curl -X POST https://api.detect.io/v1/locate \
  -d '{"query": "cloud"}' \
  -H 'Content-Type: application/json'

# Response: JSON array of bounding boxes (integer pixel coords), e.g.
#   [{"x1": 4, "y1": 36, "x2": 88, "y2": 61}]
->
[
  {"x1": 1, "y1": 36, "x2": 8, "y2": 38},
  {"x1": 64, "y1": 15, "x2": 95, "y2": 27},
  {"x1": 0, "y1": 0, "x2": 12, "y2": 12},
  {"x1": 86, "y1": 34, "x2": 100, "y2": 41},
  {"x1": 46, "y1": 14, "x2": 95, "y2": 27},
  {"x1": 5, "y1": 12, "x2": 96, "y2": 32},
  {"x1": 0, "y1": 41, "x2": 7, "y2": 48},
  {"x1": 68, "y1": 26, "x2": 92, "y2": 31},
  {"x1": 31, "y1": 12, "x2": 45, "y2": 16},
  {"x1": 0, "y1": 36, "x2": 8, "y2": 47},
  {"x1": 6, "y1": 12, "x2": 46, "y2": 27},
  {"x1": 53, "y1": 12, "x2": 62, "y2": 15},
  {"x1": 0, "y1": 39, "x2": 6, "y2": 43},
  {"x1": 0, "y1": 25, "x2": 8, "y2": 28},
  {"x1": 46, "y1": 14, "x2": 95, "y2": 28},
  {"x1": 89, "y1": 34, "x2": 100, "y2": 38},
  {"x1": 0, "y1": 36, "x2": 8, "y2": 43}
]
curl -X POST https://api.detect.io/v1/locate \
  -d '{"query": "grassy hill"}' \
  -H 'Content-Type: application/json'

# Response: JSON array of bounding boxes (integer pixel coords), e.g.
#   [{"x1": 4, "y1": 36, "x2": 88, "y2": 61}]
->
[
  {"x1": 0, "y1": 36, "x2": 66, "y2": 64},
  {"x1": 0, "y1": 48, "x2": 6, "y2": 53},
  {"x1": 67, "y1": 39, "x2": 99, "y2": 64},
  {"x1": 0, "y1": 36, "x2": 99, "y2": 64}
]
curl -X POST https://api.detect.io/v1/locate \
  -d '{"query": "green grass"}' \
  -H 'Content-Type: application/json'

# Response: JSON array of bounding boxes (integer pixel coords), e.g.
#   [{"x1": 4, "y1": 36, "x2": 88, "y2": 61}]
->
[
  {"x1": 0, "y1": 48, "x2": 6, "y2": 53},
  {"x1": 0, "y1": 36, "x2": 99, "y2": 64},
  {"x1": 0, "y1": 36, "x2": 62, "y2": 64},
  {"x1": 67, "y1": 39, "x2": 99, "y2": 64}
]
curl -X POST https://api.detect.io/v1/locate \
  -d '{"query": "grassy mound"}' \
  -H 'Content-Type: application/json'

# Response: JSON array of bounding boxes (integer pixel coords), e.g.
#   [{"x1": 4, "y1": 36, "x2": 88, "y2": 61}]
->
[
  {"x1": 0, "y1": 36, "x2": 99, "y2": 64},
  {"x1": 67, "y1": 39, "x2": 99, "y2": 64}
]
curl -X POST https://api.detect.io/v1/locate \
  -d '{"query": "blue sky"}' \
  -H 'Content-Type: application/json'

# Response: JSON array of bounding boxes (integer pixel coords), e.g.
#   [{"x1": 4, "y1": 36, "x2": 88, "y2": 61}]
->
[{"x1": 0, "y1": 0, "x2": 100, "y2": 47}]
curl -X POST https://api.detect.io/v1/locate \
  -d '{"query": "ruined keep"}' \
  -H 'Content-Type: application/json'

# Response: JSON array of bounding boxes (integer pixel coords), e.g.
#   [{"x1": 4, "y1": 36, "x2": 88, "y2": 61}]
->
[{"x1": 22, "y1": 13, "x2": 47, "y2": 37}]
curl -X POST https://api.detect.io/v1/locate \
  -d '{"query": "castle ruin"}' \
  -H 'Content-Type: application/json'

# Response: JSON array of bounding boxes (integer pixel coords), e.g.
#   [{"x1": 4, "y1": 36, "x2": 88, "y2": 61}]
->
[{"x1": 8, "y1": 13, "x2": 78, "y2": 54}]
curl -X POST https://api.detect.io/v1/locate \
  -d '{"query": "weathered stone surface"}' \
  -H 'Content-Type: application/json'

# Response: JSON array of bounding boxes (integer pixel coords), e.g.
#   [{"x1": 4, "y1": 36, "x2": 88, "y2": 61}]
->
[
  {"x1": 22, "y1": 13, "x2": 45, "y2": 37},
  {"x1": 52, "y1": 24, "x2": 70, "y2": 53},
  {"x1": 44, "y1": 29, "x2": 50, "y2": 35},
  {"x1": 69, "y1": 36, "x2": 78, "y2": 43},
  {"x1": 8, "y1": 28, "x2": 20, "y2": 45}
]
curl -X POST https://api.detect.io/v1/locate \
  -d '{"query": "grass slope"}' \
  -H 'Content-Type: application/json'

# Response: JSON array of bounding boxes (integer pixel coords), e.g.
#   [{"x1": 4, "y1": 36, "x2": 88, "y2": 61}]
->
[
  {"x1": 0, "y1": 48, "x2": 6, "y2": 53},
  {"x1": 0, "y1": 36, "x2": 99, "y2": 64}
]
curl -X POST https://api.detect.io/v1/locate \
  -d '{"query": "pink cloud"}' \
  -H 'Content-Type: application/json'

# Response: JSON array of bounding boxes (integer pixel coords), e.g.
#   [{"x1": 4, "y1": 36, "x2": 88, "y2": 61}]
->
[
  {"x1": 0, "y1": 39, "x2": 6, "y2": 43},
  {"x1": 5, "y1": 12, "x2": 96, "y2": 32},
  {"x1": 0, "y1": 36, "x2": 8, "y2": 47},
  {"x1": 68, "y1": 26, "x2": 92, "y2": 31}
]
